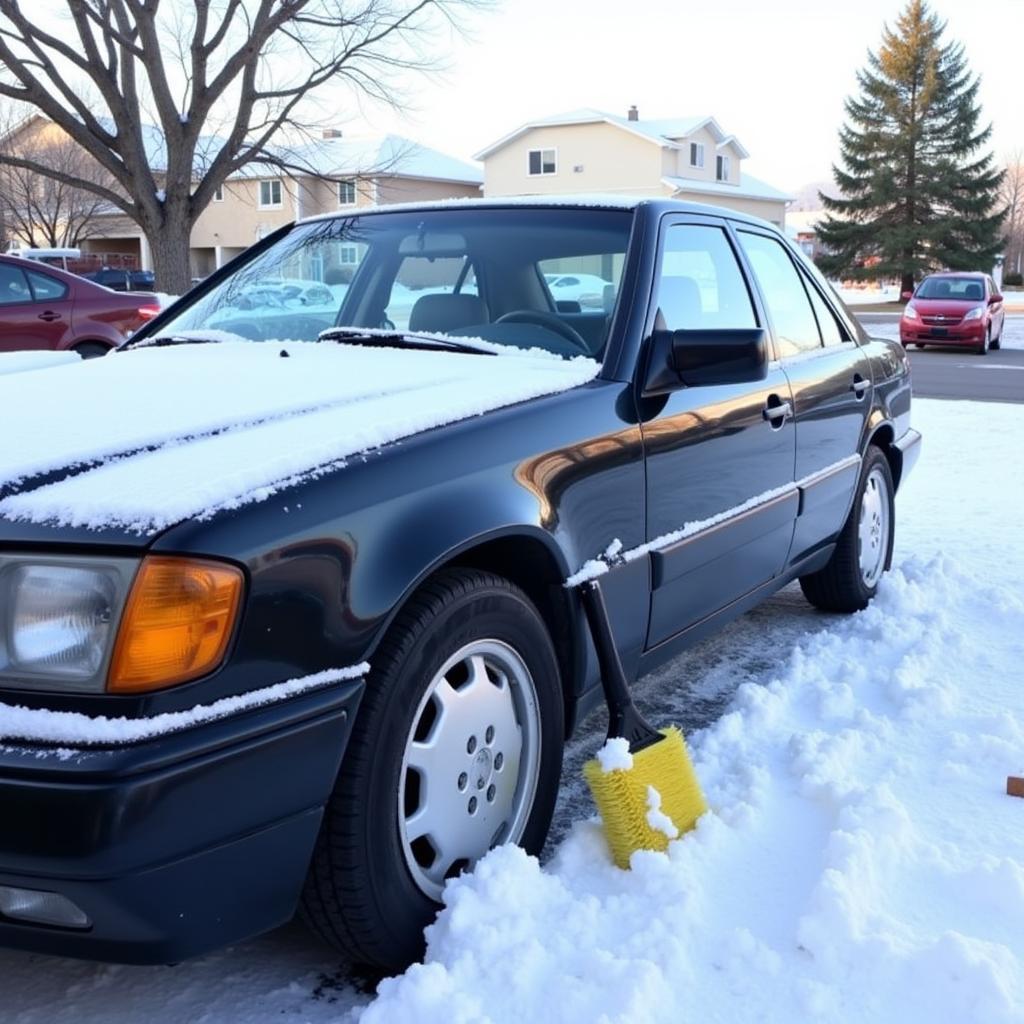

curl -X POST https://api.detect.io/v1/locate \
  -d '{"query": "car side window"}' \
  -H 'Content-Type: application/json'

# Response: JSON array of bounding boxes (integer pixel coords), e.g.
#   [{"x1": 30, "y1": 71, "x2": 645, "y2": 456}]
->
[
  {"x1": 738, "y1": 231, "x2": 822, "y2": 357},
  {"x1": 26, "y1": 269, "x2": 69, "y2": 302},
  {"x1": 654, "y1": 224, "x2": 756, "y2": 332},
  {"x1": 0, "y1": 264, "x2": 33, "y2": 305},
  {"x1": 804, "y1": 281, "x2": 846, "y2": 346}
]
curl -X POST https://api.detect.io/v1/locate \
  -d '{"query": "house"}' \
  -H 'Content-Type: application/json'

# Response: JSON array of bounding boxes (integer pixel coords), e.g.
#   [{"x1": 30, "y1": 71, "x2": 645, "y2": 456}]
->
[
  {"x1": 475, "y1": 107, "x2": 790, "y2": 226},
  {"x1": 187, "y1": 133, "x2": 483, "y2": 277},
  {"x1": 785, "y1": 209, "x2": 825, "y2": 261},
  {"x1": 1, "y1": 116, "x2": 482, "y2": 278}
]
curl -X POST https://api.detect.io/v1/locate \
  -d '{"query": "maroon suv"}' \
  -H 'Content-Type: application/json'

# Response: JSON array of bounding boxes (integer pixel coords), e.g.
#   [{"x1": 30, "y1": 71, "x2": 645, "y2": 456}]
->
[
  {"x1": 0, "y1": 254, "x2": 160, "y2": 357},
  {"x1": 900, "y1": 272, "x2": 1005, "y2": 355}
]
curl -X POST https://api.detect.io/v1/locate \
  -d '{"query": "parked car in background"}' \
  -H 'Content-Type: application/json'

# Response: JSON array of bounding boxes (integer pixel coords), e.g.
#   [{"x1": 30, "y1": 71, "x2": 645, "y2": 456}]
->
[
  {"x1": 900, "y1": 272, "x2": 1004, "y2": 354},
  {"x1": 82, "y1": 267, "x2": 157, "y2": 292},
  {"x1": 0, "y1": 198, "x2": 919, "y2": 972},
  {"x1": 0, "y1": 254, "x2": 160, "y2": 357},
  {"x1": 5, "y1": 246, "x2": 81, "y2": 272},
  {"x1": 543, "y1": 271, "x2": 613, "y2": 309}
]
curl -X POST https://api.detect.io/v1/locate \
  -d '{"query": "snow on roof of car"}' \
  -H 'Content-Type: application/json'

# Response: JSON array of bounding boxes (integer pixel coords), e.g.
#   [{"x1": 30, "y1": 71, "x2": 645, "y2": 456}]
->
[{"x1": 298, "y1": 193, "x2": 644, "y2": 224}]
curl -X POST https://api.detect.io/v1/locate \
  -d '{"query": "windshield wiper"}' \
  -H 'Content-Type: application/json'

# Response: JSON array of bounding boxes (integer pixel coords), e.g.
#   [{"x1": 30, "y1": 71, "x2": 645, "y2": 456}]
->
[{"x1": 318, "y1": 327, "x2": 495, "y2": 356}]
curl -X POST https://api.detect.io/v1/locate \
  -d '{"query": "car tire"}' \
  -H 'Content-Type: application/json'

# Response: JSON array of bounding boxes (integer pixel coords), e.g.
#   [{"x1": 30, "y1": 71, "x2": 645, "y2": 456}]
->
[
  {"x1": 914, "y1": 343, "x2": 926, "y2": 349},
  {"x1": 300, "y1": 568, "x2": 564, "y2": 972},
  {"x1": 72, "y1": 342, "x2": 111, "y2": 359},
  {"x1": 799, "y1": 447, "x2": 895, "y2": 613},
  {"x1": 991, "y1": 321, "x2": 1001, "y2": 350},
  {"x1": 977, "y1": 328, "x2": 990, "y2": 355}
]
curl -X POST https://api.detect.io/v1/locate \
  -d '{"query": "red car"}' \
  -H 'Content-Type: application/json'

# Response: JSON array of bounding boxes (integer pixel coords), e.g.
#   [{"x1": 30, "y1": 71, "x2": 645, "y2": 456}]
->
[
  {"x1": 0, "y1": 254, "x2": 160, "y2": 358},
  {"x1": 900, "y1": 272, "x2": 1005, "y2": 355}
]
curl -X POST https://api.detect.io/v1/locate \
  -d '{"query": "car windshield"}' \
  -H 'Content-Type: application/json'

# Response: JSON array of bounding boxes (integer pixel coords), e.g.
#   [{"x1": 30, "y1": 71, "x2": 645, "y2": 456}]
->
[
  {"x1": 149, "y1": 207, "x2": 635, "y2": 359},
  {"x1": 916, "y1": 276, "x2": 985, "y2": 301}
]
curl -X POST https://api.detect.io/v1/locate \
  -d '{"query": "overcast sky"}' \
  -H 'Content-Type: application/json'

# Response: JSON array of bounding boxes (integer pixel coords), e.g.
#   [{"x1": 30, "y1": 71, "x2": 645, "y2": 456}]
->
[{"x1": 357, "y1": 0, "x2": 1022, "y2": 192}]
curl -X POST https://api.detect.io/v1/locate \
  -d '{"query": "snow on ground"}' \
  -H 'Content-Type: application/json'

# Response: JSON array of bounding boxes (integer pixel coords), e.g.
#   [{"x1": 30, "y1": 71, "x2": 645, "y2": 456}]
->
[
  {"x1": 3, "y1": 397, "x2": 1023, "y2": 1023},
  {"x1": 0, "y1": 351, "x2": 80, "y2": 375},
  {"x1": 863, "y1": 313, "x2": 1024, "y2": 351}
]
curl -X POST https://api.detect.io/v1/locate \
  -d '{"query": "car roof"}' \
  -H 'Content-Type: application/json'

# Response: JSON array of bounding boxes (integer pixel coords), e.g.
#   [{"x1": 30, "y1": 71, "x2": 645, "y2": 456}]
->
[
  {"x1": 923, "y1": 271, "x2": 987, "y2": 279},
  {"x1": 297, "y1": 193, "x2": 783, "y2": 234}
]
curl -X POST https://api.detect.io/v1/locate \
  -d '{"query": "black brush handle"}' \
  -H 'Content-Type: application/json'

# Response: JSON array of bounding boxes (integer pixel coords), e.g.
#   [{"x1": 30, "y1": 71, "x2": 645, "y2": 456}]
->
[{"x1": 579, "y1": 579, "x2": 662, "y2": 752}]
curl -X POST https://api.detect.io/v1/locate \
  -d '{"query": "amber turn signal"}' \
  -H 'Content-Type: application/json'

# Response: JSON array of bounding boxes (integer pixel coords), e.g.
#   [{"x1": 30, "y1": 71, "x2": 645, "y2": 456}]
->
[{"x1": 107, "y1": 557, "x2": 243, "y2": 693}]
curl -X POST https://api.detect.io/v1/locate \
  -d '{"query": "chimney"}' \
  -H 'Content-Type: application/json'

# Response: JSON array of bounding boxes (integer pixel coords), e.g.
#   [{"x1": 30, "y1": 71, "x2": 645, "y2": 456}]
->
[
  {"x1": 322, "y1": 128, "x2": 343, "y2": 140},
  {"x1": 627, "y1": 105, "x2": 639, "y2": 122}
]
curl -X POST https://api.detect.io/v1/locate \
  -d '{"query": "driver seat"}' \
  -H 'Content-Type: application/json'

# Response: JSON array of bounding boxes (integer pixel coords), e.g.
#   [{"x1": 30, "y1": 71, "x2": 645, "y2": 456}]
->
[{"x1": 409, "y1": 293, "x2": 487, "y2": 333}]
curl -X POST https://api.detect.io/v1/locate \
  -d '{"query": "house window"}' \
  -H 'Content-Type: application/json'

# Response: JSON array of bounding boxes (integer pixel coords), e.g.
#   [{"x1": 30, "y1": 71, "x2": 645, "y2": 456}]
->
[
  {"x1": 689, "y1": 142, "x2": 704, "y2": 168},
  {"x1": 213, "y1": 185, "x2": 224, "y2": 202},
  {"x1": 258, "y1": 179, "x2": 282, "y2": 208},
  {"x1": 338, "y1": 245, "x2": 359, "y2": 265},
  {"x1": 337, "y1": 179, "x2": 357, "y2": 206},
  {"x1": 716, "y1": 155, "x2": 730, "y2": 181},
  {"x1": 528, "y1": 148, "x2": 557, "y2": 176}
]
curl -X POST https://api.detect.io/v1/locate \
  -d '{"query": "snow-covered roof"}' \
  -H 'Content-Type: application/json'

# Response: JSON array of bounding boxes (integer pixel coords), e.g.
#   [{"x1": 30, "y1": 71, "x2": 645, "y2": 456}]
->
[
  {"x1": 662, "y1": 172, "x2": 793, "y2": 203},
  {"x1": 474, "y1": 108, "x2": 750, "y2": 160},
  {"x1": 237, "y1": 134, "x2": 482, "y2": 185}
]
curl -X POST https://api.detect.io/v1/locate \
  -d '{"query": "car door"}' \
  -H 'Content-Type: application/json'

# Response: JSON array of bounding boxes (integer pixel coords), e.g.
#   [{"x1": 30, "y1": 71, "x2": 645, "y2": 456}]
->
[
  {"x1": 0, "y1": 262, "x2": 71, "y2": 352},
  {"x1": 734, "y1": 227, "x2": 872, "y2": 563},
  {"x1": 641, "y1": 218, "x2": 797, "y2": 648}
]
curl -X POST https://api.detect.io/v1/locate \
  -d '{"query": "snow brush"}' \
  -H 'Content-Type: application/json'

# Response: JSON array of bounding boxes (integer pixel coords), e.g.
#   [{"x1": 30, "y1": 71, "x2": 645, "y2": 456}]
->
[{"x1": 579, "y1": 578, "x2": 706, "y2": 868}]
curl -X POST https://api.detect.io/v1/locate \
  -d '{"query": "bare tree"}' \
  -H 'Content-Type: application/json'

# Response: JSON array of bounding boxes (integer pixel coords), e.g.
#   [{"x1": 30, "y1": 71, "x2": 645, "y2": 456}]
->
[
  {"x1": 0, "y1": 120, "x2": 115, "y2": 246},
  {"x1": 0, "y1": 1, "x2": 479, "y2": 292},
  {"x1": 1000, "y1": 150, "x2": 1024, "y2": 278}
]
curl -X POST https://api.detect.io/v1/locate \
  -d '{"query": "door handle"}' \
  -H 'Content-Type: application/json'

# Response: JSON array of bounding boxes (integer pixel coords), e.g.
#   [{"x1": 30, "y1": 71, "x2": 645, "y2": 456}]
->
[
  {"x1": 37, "y1": 311, "x2": 61, "y2": 322},
  {"x1": 850, "y1": 375, "x2": 870, "y2": 399},
  {"x1": 762, "y1": 398, "x2": 792, "y2": 426}
]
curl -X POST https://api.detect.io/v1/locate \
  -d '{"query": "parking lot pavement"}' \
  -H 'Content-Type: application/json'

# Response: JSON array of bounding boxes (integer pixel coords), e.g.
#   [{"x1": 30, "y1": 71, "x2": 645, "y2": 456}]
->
[{"x1": 857, "y1": 313, "x2": 1024, "y2": 403}]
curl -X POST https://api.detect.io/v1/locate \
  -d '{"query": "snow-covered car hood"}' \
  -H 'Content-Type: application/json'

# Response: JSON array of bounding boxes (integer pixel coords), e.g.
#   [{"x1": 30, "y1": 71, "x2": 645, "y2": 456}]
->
[{"x1": 0, "y1": 341, "x2": 599, "y2": 535}]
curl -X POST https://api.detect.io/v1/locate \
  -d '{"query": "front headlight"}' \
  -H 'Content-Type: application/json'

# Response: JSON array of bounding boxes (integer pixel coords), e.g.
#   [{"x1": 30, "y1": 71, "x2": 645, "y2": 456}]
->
[
  {"x1": 0, "y1": 554, "x2": 243, "y2": 694},
  {"x1": 963, "y1": 305, "x2": 985, "y2": 321},
  {"x1": 902, "y1": 305, "x2": 919, "y2": 320},
  {"x1": 0, "y1": 556, "x2": 137, "y2": 691}
]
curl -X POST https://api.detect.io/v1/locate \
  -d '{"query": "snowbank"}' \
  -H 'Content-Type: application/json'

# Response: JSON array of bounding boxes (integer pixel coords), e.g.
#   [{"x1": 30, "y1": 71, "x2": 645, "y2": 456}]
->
[{"x1": 366, "y1": 557, "x2": 1024, "y2": 1023}]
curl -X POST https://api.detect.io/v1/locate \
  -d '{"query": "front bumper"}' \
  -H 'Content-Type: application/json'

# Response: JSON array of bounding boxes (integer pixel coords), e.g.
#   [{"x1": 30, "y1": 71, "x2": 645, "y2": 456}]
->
[
  {"x1": 893, "y1": 427, "x2": 922, "y2": 488},
  {"x1": 0, "y1": 678, "x2": 362, "y2": 964},
  {"x1": 900, "y1": 321, "x2": 985, "y2": 345}
]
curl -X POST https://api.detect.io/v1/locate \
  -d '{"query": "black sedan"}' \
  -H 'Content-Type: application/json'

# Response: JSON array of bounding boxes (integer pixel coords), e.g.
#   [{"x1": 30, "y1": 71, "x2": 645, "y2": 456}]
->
[{"x1": 0, "y1": 197, "x2": 919, "y2": 971}]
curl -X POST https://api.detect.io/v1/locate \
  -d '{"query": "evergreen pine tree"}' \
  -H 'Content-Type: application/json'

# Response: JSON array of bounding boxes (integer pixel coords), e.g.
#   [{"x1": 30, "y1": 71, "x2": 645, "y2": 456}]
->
[{"x1": 816, "y1": 0, "x2": 1005, "y2": 294}]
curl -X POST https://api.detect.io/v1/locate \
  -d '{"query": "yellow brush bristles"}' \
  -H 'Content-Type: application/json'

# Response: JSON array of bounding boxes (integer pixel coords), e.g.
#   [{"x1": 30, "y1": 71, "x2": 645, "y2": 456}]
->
[{"x1": 583, "y1": 727, "x2": 707, "y2": 869}]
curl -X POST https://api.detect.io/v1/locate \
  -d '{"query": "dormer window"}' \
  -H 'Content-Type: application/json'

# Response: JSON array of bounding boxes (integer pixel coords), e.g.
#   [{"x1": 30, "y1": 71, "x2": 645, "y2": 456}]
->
[
  {"x1": 716, "y1": 155, "x2": 731, "y2": 181},
  {"x1": 689, "y1": 143, "x2": 704, "y2": 168}
]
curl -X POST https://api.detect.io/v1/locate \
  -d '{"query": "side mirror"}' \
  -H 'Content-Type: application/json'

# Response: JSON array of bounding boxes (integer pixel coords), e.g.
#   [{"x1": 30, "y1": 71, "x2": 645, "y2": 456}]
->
[
  {"x1": 643, "y1": 328, "x2": 768, "y2": 395},
  {"x1": 901, "y1": 290, "x2": 914, "y2": 301},
  {"x1": 989, "y1": 293, "x2": 1003, "y2": 305}
]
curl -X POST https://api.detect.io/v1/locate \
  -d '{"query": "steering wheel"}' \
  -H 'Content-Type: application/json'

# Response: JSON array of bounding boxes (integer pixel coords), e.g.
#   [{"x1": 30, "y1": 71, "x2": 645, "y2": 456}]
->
[{"x1": 494, "y1": 309, "x2": 590, "y2": 354}]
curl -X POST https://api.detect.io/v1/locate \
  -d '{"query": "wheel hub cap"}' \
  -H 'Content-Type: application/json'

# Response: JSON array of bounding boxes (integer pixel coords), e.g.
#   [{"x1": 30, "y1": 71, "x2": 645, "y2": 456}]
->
[
  {"x1": 398, "y1": 639, "x2": 541, "y2": 900},
  {"x1": 858, "y1": 466, "x2": 890, "y2": 588}
]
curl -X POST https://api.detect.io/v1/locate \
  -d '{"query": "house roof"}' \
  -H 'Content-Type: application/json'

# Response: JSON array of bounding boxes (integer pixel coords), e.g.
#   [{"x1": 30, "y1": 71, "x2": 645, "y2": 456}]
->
[
  {"x1": 13, "y1": 115, "x2": 479, "y2": 186},
  {"x1": 239, "y1": 134, "x2": 482, "y2": 185},
  {"x1": 474, "y1": 108, "x2": 750, "y2": 160},
  {"x1": 662, "y1": 172, "x2": 793, "y2": 204}
]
